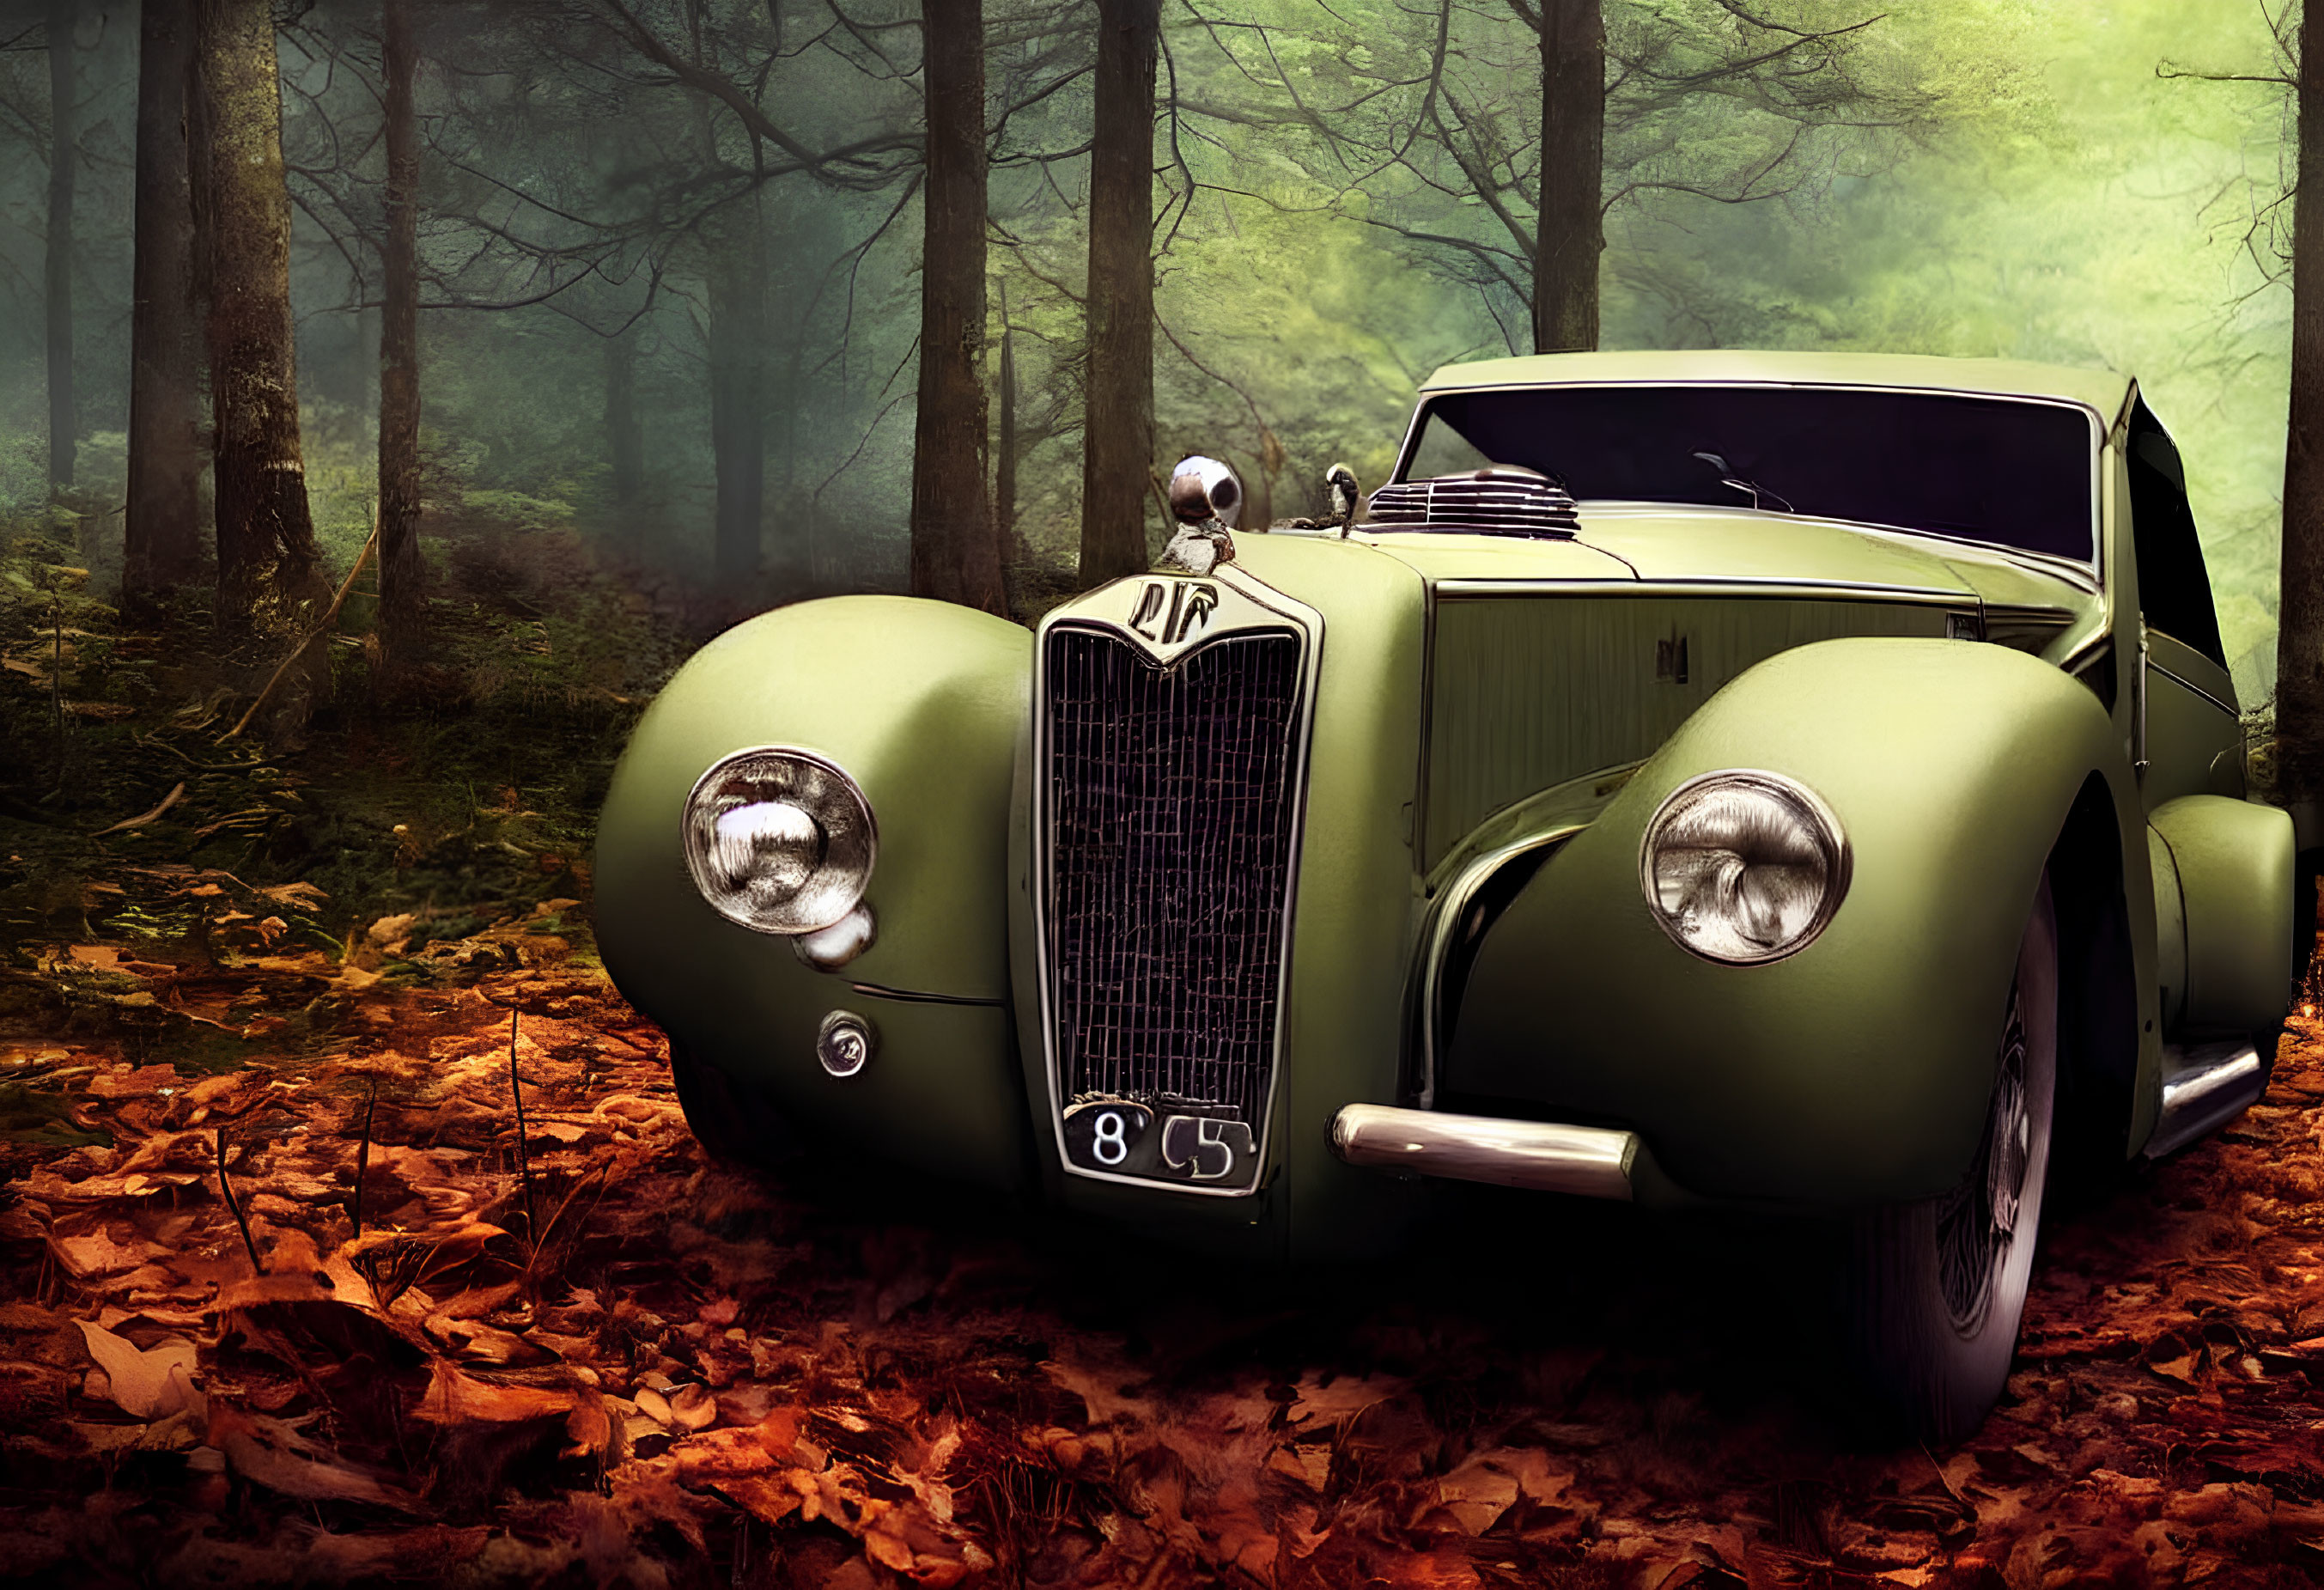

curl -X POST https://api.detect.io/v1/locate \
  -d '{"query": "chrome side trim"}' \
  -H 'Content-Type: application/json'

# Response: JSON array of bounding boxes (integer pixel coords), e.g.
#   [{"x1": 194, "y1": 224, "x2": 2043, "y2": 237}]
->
[
  {"x1": 1331, "y1": 1104, "x2": 1637, "y2": 1200},
  {"x1": 2133, "y1": 624, "x2": 2151, "y2": 779},
  {"x1": 1981, "y1": 602, "x2": 2080, "y2": 629},
  {"x1": 2149, "y1": 656, "x2": 2237, "y2": 718},
  {"x1": 1414, "y1": 826, "x2": 1583, "y2": 1109},
  {"x1": 1413, "y1": 576, "x2": 1439, "y2": 892},
  {"x1": 2059, "y1": 631, "x2": 2115, "y2": 711},
  {"x1": 1431, "y1": 577, "x2": 1969, "y2": 604},
  {"x1": 845, "y1": 980, "x2": 1007, "y2": 1008},
  {"x1": 1982, "y1": 603, "x2": 2084, "y2": 653},
  {"x1": 2058, "y1": 630, "x2": 2110, "y2": 675},
  {"x1": 2142, "y1": 1039, "x2": 2265, "y2": 1161}
]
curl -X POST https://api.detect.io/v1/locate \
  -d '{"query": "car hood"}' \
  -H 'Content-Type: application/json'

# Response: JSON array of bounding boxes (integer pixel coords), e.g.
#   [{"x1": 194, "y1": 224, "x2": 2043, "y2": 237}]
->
[
  {"x1": 1573, "y1": 504, "x2": 1978, "y2": 592},
  {"x1": 1347, "y1": 503, "x2": 2095, "y2": 611}
]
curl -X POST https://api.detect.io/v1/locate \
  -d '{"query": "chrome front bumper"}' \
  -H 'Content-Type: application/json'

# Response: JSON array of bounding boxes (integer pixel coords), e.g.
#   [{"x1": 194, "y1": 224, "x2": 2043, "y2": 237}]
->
[{"x1": 1329, "y1": 1104, "x2": 1638, "y2": 1201}]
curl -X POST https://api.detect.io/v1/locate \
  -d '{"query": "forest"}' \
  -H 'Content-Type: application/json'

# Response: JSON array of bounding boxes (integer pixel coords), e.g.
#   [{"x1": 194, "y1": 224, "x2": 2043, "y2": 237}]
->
[
  {"x1": 4, "y1": 0, "x2": 2324, "y2": 1586},
  {"x1": 0, "y1": 0, "x2": 2300, "y2": 667}
]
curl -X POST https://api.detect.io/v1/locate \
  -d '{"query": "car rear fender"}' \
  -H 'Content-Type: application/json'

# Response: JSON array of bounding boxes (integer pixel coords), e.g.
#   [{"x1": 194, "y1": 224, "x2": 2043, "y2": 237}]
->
[
  {"x1": 1442, "y1": 636, "x2": 2158, "y2": 1207},
  {"x1": 593, "y1": 595, "x2": 1032, "y2": 1191},
  {"x1": 2149, "y1": 794, "x2": 2297, "y2": 1039}
]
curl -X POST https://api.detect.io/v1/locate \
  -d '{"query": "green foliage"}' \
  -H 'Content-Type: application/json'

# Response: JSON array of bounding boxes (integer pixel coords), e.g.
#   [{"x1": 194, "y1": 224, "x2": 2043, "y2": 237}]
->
[
  {"x1": 303, "y1": 407, "x2": 377, "y2": 572},
  {"x1": 979, "y1": 0, "x2": 2290, "y2": 698},
  {"x1": 459, "y1": 489, "x2": 578, "y2": 530},
  {"x1": 1588, "y1": 0, "x2": 2289, "y2": 693},
  {"x1": 0, "y1": 0, "x2": 2297, "y2": 690},
  {"x1": 0, "y1": 386, "x2": 47, "y2": 516}
]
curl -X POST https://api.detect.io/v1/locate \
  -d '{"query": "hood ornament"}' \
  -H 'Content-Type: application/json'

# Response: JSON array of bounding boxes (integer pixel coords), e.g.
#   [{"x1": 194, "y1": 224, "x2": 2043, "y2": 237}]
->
[
  {"x1": 1279, "y1": 462, "x2": 1362, "y2": 534},
  {"x1": 1159, "y1": 455, "x2": 1241, "y2": 576},
  {"x1": 1326, "y1": 463, "x2": 1360, "y2": 535}
]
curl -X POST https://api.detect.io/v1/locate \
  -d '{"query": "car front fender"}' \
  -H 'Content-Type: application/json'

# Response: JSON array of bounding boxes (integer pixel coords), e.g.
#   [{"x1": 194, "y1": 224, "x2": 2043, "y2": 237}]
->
[
  {"x1": 594, "y1": 595, "x2": 1031, "y2": 1190},
  {"x1": 1442, "y1": 636, "x2": 2155, "y2": 1207}
]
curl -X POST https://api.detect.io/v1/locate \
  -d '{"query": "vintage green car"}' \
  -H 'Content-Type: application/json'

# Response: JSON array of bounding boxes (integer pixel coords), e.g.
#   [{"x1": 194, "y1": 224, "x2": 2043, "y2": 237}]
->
[{"x1": 596, "y1": 350, "x2": 2296, "y2": 1440}]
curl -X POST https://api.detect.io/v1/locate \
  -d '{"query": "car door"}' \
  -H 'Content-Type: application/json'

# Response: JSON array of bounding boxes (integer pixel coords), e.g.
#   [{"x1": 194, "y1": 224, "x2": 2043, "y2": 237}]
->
[
  {"x1": 2127, "y1": 399, "x2": 2241, "y2": 812},
  {"x1": 2128, "y1": 398, "x2": 2276, "y2": 1043}
]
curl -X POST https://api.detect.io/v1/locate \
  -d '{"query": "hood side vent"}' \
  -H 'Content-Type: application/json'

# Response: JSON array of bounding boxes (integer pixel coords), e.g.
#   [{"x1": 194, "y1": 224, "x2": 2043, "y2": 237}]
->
[{"x1": 1365, "y1": 468, "x2": 1581, "y2": 539}]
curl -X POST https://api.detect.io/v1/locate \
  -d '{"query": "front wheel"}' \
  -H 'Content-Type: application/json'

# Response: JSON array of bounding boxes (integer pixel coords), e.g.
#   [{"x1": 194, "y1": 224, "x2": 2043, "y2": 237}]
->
[{"x1": 1848, "y1": 878, "x2": 2058, "y2": 1444}]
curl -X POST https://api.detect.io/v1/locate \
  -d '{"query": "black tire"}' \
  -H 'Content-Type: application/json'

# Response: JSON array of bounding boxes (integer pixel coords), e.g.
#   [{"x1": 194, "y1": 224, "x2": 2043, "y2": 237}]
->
[
  {"x1": 668, "y1": 1043, "x2": 800, "y2": 1168},
  {"x1": 1848, "y1": 877, "x2": 2058, "y2": 1445}
]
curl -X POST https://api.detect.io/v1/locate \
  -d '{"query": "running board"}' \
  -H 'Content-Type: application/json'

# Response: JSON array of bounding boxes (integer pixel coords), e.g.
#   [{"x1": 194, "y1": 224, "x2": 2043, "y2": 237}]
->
[{"x1": 2142, "y1": 1039, "x2": 2266, "y2": 1161}]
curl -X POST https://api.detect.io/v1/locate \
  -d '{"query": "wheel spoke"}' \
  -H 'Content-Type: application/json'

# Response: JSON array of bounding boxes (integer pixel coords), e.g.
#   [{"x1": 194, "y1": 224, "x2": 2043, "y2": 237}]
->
[{"x1": 1937, "y1": 980, "x2": 2028, "y2": 1333}]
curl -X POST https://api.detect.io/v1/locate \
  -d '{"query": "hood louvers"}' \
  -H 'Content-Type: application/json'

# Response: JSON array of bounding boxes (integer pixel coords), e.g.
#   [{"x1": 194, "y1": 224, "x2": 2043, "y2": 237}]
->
[{"x1": 1364, "y1": 469, "x2": 1581, "y2": 539}]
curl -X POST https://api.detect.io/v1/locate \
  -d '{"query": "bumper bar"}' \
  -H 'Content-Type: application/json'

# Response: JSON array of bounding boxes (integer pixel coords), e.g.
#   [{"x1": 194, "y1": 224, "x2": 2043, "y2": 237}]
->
[{"x1": 1330, "y1": 1104, "x2": 1638, "y2": 1201}]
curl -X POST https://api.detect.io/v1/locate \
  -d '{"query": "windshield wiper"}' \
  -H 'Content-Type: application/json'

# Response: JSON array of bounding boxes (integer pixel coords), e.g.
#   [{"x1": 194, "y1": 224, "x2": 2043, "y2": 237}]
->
[{"x1": 1693, "y1": 451, "x2": 1793, "y2": 514}]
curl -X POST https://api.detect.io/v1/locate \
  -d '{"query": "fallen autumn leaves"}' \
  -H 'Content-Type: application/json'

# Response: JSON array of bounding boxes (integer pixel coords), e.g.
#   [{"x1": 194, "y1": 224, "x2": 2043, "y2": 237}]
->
[{"x1": 4, "y1": 946, "x2": 2324, "y2": 1587}]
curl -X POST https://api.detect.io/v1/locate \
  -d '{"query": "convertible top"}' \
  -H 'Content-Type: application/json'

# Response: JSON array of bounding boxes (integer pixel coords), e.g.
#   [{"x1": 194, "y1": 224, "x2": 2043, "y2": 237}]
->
[{"x1": 1421, "y1": 350, "x2": 2134, "y2": 424}]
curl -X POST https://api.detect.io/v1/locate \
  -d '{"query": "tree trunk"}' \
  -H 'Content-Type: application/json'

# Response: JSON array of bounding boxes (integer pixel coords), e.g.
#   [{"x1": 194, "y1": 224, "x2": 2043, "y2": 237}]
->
[
  {"x1": 378, "y1": 0, "x2": 424, "y2": 668},
  {"x1": 187, "y1": 15, "x2": 213, "y2": 315},
  {"x1": 125, "y1": 0, "x2": 202, "y2": 598},
  {"x1": 994, "y1": 280, "x2": 1020, "y2": 564},
  {"x1": 196, "y1": 0, "x2": 329, "y2": 639},
  {"x1": 910, "y1": 0, "x2": 1004, "y2": 613},
  {"x1": 606, "y1": 328, "x2": 643, "y2": 506},
  {"x1": 46, "y1": 0, "x2": 76, "y2": 492},
  {"x1": 1079, "y1": 0, "x2": 1159, "y2": 587},
  {"x1": 707, "y1": 219, "x2": 766, "y2": 584},
  {"x1": 2281, "y1": 0, "x2": 2324, "y2": 821},
  {"x1": 1532, "y1": 0, "x2": 1603, "y2": 354}
]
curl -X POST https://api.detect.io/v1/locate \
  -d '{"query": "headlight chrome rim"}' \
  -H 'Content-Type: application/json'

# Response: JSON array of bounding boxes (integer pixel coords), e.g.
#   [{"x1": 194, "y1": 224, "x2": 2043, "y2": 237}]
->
[
  {"x1": 1639, "y1": 769, "x2": 1850, "y2": 966},
  {"x1": 682, "y1": 746, "x2": 876, "y2": 936}
]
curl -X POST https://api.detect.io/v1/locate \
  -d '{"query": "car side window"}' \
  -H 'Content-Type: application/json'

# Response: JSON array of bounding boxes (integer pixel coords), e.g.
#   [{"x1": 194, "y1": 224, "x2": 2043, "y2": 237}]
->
[{"x1": 2126, "y1": 399, "x2": 2226, "y2": 668}]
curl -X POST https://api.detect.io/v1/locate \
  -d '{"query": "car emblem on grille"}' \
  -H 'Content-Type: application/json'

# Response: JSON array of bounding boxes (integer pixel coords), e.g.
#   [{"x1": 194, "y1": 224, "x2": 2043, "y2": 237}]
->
[
  {"x1": 1090, "y1": 568, "x2": 1306, "y2": 667},
  {"x1": 1128, "y1": 579, "x2": 1218, "y2": 648}
]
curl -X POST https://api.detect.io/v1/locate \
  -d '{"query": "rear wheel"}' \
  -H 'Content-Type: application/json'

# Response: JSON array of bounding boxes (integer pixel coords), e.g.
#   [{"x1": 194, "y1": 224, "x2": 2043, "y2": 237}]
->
[
  {"x1": 1848, "y1": 879, "x2": 2057, "y2": 1444},
  {"x1": 668, "y1": 1043, "x2": 800, "y2": 1168}
]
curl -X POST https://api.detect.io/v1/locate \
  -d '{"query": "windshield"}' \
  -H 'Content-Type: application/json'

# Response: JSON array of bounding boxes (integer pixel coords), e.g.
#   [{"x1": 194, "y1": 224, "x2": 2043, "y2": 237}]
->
[{"x1": 1399, "y1": 384, "x2": 2098, "y2": 562}]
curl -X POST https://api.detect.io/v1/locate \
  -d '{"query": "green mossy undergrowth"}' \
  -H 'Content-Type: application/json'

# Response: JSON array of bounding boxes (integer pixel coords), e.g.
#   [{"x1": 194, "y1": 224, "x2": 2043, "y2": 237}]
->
[{"x1": 0, "y1": 509, "x2": 698, "y2": 1088}]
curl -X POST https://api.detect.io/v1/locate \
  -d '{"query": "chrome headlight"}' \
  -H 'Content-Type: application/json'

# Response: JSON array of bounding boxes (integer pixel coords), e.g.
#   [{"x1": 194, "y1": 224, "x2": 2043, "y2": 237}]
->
[
  {"x1": 1640, "y1": 771, "x2": 1849, "y2": 965},
  {"x1": 682, "y1": 747, "x2": 874, "y2": 935}
]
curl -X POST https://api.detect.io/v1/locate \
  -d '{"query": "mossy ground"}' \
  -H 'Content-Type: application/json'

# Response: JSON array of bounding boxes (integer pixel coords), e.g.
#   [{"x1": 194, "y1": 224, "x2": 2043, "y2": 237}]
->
[{"x1": 0, "y1": 503, "x2": 707, "y2": 1076}]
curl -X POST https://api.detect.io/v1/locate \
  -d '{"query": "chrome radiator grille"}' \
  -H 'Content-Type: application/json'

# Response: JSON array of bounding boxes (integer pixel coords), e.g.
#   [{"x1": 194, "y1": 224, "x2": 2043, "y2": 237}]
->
[{"x1": 1043, "y1": 625, "x2": 1304, "y2": 1130}]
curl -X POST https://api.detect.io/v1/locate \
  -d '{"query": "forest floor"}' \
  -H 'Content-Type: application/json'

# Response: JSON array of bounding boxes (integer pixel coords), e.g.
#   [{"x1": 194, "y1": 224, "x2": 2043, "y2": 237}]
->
[{"x1": 5, "y1": 520, "x2": 2324, "y2": 1587}]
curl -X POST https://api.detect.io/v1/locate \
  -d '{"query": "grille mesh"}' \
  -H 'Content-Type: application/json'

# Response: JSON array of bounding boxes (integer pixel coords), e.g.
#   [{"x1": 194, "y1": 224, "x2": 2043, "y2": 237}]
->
[
  {"x1": 1044, "y1": 625, "x2": 1303, "y2": 1128},
  {"x1": 1366, "y1": 471, "x2": 1581, "y2": 537}
]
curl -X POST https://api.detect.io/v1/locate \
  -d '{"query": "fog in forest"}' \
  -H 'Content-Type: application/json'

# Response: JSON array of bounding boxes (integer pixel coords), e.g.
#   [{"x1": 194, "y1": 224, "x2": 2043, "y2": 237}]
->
[{"x1": 0, "y1": 0, "x2": 2296, "y2": 697}]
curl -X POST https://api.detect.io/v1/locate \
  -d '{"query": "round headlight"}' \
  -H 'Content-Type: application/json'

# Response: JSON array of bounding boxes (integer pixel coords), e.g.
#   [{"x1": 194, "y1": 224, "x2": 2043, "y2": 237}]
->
[
  {"x1": 1640, "y1": 771, "x2": 1849, "y2": 965},
  {"x1": 682, "y1": 747, "x2": 874, "y2": 935}
]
